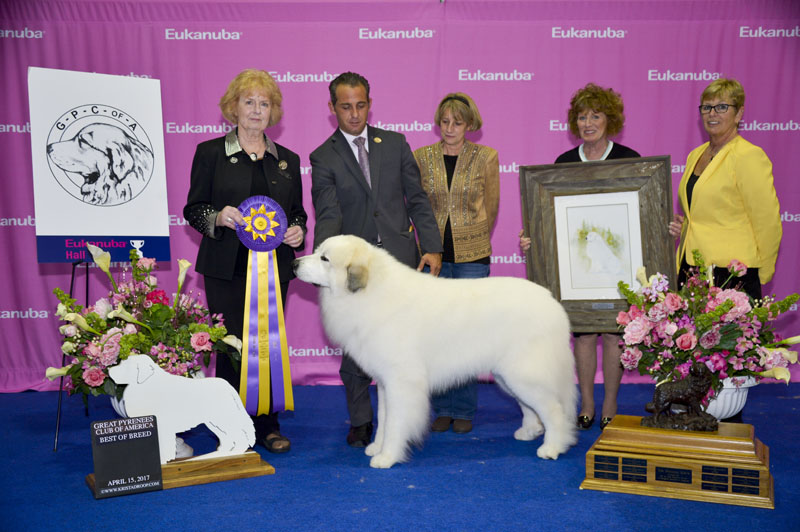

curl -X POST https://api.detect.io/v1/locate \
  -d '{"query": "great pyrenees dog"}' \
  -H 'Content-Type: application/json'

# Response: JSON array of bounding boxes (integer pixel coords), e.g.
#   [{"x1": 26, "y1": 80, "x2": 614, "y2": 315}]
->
[
  {"x1": 293, "y1": 235, "x2": 577, "y2": 469},
  {"x1": 47, "y1": 122, "x2": 153, "y2": 205}
]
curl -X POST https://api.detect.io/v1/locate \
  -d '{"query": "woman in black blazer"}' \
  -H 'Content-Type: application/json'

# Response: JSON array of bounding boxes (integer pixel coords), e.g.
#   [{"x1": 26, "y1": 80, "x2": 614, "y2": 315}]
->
[{"x1": 184, "y1": 69, "x2": 307, "y2": 453}]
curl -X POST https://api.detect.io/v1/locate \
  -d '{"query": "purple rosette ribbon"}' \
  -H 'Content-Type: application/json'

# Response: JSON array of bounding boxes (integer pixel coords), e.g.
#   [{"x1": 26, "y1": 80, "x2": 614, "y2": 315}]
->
[
  {"x1": 236, "y1": 196, "x2": 293, "y2": 416},
  {"x1": 235, "y1": 195, "x2": 288, "y2": 252}
]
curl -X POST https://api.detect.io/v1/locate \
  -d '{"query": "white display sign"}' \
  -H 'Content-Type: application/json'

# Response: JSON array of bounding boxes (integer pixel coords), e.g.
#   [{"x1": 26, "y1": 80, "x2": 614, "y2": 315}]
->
[{"x1": 28, "y1": 67, "x2": 169, "y2": 262}]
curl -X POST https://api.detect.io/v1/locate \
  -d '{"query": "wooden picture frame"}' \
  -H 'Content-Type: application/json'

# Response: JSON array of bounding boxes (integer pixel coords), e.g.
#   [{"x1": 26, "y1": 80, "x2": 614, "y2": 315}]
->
[{"x1": 520, "y1": 156, "x2": 674, "y2": 333}]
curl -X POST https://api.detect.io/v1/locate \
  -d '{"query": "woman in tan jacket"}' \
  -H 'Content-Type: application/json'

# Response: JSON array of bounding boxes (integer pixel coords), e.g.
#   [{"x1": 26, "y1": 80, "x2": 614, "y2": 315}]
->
[{"x1": 414, "y1": 92, "x2": 499, "y2": 434}]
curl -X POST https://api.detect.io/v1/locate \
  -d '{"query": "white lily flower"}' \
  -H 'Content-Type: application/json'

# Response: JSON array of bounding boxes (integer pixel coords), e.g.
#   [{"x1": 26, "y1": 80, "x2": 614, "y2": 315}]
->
[
  {"x1": 86, "y1": 244, "x2": 111, "y2": 274},
  {"x1": 635, "y1": 267, "x2": 649, "y2": 288},
  {"x1": 108, "y1": 306, "x2": 136, "y2": 323},
  {"x1": 56, "y1": 303, "x2": 68, "y2": 318},
  {"x1": 46, "y1": 365, "x2": 72, "y2": 380},
  {"x1": 778, "y1": 335, "x2": 800, "y2": 346},
  {"x1": 177, "y1": 259, "x2": 192, "y2": 287},
  {"x1": 758, "y1": 367, "x2": 791, "y2": 384},
  {"x1": 61, "y1": 341, "x2": 76, "y2": 355},
  {"x1": 775, "y1": 348, "x2": 798, "y2": 364},
  {"x1": 86, "y1": 243, "x2": 118, "y2": 292},
  {"x1": 63, "y1": 312, "x2": 97, "y2": 333},
  {"x1": 222, "y1": 335, "x2": 243, "y2": 353}
]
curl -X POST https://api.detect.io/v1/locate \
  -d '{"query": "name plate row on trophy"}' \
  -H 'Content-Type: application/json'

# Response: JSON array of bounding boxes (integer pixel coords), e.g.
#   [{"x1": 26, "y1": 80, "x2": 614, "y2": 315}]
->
[{"x1": 580, "y1": 415, "x2": 774, "y2": 509}]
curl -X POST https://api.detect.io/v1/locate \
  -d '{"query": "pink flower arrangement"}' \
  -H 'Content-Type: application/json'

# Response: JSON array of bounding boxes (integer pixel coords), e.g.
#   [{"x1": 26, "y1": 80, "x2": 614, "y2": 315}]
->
[
  {"x1": 616, "y1": 251, "x2": 799, "y2": 398},
  {"x1": 48, "y1": 247, "x2": 241, "y2": 401}
]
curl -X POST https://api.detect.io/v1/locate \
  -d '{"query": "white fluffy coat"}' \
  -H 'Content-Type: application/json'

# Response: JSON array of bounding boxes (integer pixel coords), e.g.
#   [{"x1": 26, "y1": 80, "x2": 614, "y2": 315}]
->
[{"x1": 293, "y1": 235, "x2": 577, "y2": 469}]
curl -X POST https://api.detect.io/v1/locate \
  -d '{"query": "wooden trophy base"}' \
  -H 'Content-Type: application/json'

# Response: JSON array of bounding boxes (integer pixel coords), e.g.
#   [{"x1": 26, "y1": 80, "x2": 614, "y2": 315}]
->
[
  {"x1": 580, "y1": 415, "x2": 774, "y2": 509},
  {"x1": 87, "y1": 450, "x2": 274, "y2": 494}
]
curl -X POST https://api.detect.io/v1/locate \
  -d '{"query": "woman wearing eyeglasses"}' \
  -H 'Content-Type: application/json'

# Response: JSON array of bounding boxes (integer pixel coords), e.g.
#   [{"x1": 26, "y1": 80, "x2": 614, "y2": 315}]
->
[{"x1": 669, "y1": 78, "x2": 782, "y2": 300}]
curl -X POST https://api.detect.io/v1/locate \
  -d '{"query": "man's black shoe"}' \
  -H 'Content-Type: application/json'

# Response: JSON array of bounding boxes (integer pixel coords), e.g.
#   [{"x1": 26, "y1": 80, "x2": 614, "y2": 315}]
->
[{"x1": 346, "y1": 422, "x2": 373, "y2": 448}]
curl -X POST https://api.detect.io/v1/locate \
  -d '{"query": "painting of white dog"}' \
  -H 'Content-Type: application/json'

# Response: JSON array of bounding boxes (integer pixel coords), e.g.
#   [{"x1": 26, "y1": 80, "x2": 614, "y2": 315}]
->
[
  {"x1": 293, "y1": 235, "x2": 577, "y2": 469},
  {"x1": 108, "y1": 355, "x2": 255, "y2": 464}
]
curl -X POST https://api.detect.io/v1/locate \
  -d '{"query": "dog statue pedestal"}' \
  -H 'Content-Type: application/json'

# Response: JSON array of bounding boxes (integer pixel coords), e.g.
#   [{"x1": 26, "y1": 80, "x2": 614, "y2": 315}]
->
[
  {"x1": 87, "y1": 451, "x2": 274, "y2": 493},
  {"x1": 580, "y1": 415, "x2": 774, "y2": 509}
]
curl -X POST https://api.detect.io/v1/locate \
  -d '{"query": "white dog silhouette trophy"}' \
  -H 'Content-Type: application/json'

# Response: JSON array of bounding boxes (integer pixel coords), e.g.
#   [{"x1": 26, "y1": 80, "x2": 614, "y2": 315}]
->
[{"x1": 109, "y1": 355, "x2": 255, "y2": 464}]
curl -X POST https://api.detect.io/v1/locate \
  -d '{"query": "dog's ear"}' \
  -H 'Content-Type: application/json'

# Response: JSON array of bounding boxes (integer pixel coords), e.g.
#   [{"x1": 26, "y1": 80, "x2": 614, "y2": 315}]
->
[
  {"x1": 136, "y1": 358, "x2": 156, "y2": 384},
  {"x1": 346, "y1": 264, "x2": 368, "y2": 292}
]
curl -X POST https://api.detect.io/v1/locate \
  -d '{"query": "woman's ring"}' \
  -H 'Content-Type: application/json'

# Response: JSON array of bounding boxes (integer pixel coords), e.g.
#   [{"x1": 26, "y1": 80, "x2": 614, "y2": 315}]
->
[{"x1": 227, "y1": 217, "x2": 232, "y2": 223}]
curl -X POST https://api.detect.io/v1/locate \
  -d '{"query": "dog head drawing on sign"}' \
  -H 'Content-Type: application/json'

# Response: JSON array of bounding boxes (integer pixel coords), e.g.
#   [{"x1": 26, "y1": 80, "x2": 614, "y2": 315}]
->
[{"x1": 47, "y1": 122, "x2": 153, "y2": 205}]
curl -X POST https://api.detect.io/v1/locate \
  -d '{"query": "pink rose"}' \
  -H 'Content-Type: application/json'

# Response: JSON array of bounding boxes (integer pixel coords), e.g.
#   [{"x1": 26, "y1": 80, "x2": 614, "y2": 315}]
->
[
  {"x1": 620, "y1": 346, "x2": 643, "y2": 370},
  {"x1": 190, "y1": 331, "x2": 212, "y2": 352},
  {"x1": 82, "y1": 367, "x2": 106, "y2": 387},
  {"x1": 616, "y1": 311, "x2": 632, "y2": 326},
  {"x1": 647, "y1": 303, "x2": 668, "y2": 322},
  {"x1": 699, "y1": 329, "x2": 721, "y2": 349},
  {"x1": 663, "y1": 293, "x2": 685, "y2": 314},
  {"x1": 93, "y1": 297, "x2": 113, "y2": 319},
  {"x1": 675, "y1": 332, "x2": 697, "y2": 351},
  {"x1": 727, "y1": 259, "x2": 747, "y2": 277},
  {"x1": 84, "y1": 342, "x2": 102, "y2": 360},
  {"x1": 628, "y1": 305, "x2": 644, "y2": 320},
  {"x1": 623, "y1": 317, "x2": 653, "y2": 345},
  {"x1": 138, "y1": 257, "x2": 156, "y2": 270}
]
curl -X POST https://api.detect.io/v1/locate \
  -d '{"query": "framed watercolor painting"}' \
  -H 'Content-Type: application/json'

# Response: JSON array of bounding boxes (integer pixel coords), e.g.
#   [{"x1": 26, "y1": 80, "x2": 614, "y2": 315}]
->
[{"x1": 520, "y1": 156, "x2": 674, "y2": 332}]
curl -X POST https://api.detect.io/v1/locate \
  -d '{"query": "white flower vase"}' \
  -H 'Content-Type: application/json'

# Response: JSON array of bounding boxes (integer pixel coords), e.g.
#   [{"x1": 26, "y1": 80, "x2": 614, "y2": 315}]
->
[{"x1": 704, "y1": 377, "x2": 758, "y2": 420}]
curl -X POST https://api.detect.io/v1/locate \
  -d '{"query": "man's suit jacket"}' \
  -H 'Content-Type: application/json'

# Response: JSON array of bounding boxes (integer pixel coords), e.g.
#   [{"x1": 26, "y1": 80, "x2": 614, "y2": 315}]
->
[
  {"x1": 677, "y1": 135, "x2": 781, "y2": 284},
  {"x1": 310, "y1": 125, "x2": 442, "y2": 267}
]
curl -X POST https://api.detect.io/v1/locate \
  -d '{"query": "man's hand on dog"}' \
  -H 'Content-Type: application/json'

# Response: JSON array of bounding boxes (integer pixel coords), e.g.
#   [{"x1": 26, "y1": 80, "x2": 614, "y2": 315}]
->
[{"x1": 417, "y1": 252, "x2": 442, "y2": 276}]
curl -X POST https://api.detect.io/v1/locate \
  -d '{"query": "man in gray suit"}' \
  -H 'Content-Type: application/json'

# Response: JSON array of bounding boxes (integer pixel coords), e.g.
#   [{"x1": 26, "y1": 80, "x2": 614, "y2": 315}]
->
[{"x1": 310, "y1": 71, "x2": 443, "y2": 447}]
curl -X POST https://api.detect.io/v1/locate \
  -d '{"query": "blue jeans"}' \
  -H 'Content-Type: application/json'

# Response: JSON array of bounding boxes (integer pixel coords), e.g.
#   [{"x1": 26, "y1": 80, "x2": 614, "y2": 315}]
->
[{"x1": 429, "y1": 261, "x2": 490, "y2": 420}]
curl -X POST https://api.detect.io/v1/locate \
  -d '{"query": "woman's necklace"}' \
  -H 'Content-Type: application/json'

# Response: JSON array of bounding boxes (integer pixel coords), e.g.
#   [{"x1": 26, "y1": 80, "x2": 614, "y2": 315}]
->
[{"x1": 238, "y1": 133, "x2": 265, "y2": 161}]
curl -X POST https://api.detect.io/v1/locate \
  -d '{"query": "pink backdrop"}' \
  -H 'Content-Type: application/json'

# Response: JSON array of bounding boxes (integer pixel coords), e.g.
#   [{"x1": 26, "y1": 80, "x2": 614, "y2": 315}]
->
[{"x1": 1, "y1": 0, "x2": 799, "y2": 392}]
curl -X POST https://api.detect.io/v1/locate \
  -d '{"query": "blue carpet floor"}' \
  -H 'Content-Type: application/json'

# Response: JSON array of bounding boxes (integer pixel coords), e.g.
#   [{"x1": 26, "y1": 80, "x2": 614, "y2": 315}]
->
[{"x1": 1, "y1": 383, "x2": 797, "y2": 531}]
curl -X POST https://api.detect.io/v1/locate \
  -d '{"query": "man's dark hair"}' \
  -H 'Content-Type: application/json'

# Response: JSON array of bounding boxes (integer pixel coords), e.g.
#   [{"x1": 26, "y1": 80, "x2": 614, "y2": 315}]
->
[{"x1": 329, "y1": 72, "x2": 370, "y2": 105}]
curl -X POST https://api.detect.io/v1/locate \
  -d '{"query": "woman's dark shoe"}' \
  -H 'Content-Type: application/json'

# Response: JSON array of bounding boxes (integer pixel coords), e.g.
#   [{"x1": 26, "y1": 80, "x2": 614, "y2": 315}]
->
[
  {"x1": 576, "y1": 414, "x2": 595, "y2": 430},
  {"x1": 600, "y1": 417, "x2": 613, "y2": 430},
  {"x1": 431, "y1": 416, "x2": 453, "y2": 432},
  {"x1": 263, "y1": 432, "x2": 291, "y2": 453}
]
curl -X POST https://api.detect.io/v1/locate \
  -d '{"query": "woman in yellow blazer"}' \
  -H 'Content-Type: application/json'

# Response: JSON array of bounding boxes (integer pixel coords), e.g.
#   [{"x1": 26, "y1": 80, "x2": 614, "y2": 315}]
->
[
  {"x1": 670, "y1": 78, "x2": 781, "y2": 299},
  {"x1": 413, "y1": 93, "x2": 499, "y2": 434}
]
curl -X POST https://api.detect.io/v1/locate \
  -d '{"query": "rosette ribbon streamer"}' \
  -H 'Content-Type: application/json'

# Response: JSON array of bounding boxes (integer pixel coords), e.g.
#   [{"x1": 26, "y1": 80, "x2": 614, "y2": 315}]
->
[{"x1": 236, "y1": 196, "x2": 293, "y2": 415}]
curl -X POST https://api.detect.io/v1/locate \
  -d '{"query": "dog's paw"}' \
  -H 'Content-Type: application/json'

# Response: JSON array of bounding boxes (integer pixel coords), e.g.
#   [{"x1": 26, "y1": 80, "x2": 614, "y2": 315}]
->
[
  {"x1": 514, "y1": 425, "x2": 543, "y2": 441},
  {"x1": 369, "y1": 453, "x2": 398, "y2": 469},
  {"x1": 364, "y1": 442, "x2": 380, "y2": 456},
  {"x1": 536, "y1": 443, "x2": 563, "y2": 460}
]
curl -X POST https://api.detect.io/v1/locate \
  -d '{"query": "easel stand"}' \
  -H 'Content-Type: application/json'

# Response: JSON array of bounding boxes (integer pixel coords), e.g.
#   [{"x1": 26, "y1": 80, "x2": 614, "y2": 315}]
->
[
  {"x1": 580, "y1": 415, "x2": 774, "y2": 509},
  {"x1": 86, "y1": 451, "x2": 274, "y2": 493},
  {"x1": 53, "y1": 260, "x2": 89, "y2": 452}
]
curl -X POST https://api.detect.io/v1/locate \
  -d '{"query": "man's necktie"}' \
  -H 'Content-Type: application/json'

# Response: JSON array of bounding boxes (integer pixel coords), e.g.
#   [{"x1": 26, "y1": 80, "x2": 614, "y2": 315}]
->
[{"x1": 353, "y1": 137, "x2": 371, "y2": 187}]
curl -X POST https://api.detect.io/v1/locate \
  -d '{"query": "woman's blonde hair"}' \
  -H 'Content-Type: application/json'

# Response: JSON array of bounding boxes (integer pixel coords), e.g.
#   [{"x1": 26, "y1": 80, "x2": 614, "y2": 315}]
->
[
  {"x1": 434, "y1": 92, "x2": 483, "y2": 131},
  {"x1": 219, "y1": 69, "x2": 283, "y2": 127},
  {"x1": 700, "y1": 78, "x2": 745, "y2": 109},
  {"x1": 567, "y1": 83, "x2": 625, "y2": 138}
]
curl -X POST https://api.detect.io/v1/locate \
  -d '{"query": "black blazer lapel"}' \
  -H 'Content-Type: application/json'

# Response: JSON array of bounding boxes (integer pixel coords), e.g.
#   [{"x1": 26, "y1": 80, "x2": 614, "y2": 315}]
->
[{"x1": 331, "y1": 129, "x2": 371, "y2": 194}]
